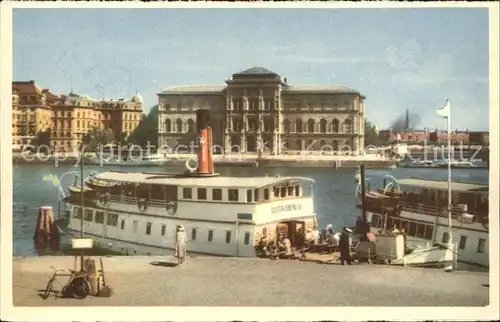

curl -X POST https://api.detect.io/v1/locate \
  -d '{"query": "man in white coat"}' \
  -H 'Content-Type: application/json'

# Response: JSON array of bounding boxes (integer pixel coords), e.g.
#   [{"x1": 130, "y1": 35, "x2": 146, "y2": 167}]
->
[{"x1": 175, "y1": 225, "x2": 188, "y2": 265}]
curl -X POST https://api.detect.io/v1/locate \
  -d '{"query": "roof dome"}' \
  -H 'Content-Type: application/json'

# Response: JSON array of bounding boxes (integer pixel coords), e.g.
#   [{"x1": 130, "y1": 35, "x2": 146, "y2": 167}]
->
[
  {"x1": 232, "y1": 66, "x2": 281, "y2": 78},
  {"x1": 132, "y1": 91, "x2": 143, "y2": 104}
]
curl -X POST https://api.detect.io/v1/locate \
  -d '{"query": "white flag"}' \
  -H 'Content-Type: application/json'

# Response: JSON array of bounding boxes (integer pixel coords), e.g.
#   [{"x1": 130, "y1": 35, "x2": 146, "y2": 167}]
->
[{"x1": 437, "y1": 99, "x2": 451, "y2": 118}]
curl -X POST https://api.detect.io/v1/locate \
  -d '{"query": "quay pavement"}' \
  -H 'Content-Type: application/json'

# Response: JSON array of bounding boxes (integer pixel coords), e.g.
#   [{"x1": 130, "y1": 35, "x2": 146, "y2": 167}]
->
[{"x1": 12, "y1": 256, "x2": 489, "y2": 306}]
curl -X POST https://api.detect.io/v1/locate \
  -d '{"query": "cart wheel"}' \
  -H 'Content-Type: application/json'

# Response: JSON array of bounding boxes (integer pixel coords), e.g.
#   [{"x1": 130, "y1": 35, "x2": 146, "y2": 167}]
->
[
  {"x1": 42, "y1": 278, "x2": 54, "y2": 299},
  {"x1": 69, "y1": 277, "x2": 91, "y2": 299}
]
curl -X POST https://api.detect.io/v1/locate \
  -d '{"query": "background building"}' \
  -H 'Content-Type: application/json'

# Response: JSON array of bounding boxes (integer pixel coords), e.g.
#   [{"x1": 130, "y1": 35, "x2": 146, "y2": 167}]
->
[
  {"x1": 12, "y1": 81, "x2": 143, "y2": 152},
  {"x1": 12, "y1": 81, "x2": 55, "y2": 151},
  {"x1": 158, "y1": 67, "x2": 366, "y2": 155}
]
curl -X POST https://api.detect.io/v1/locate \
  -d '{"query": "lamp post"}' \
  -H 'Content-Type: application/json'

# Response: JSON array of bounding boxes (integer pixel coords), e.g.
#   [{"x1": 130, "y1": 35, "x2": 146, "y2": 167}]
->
[{"x1": 77, "y1": 129, "x2": 90, "y2": 271}]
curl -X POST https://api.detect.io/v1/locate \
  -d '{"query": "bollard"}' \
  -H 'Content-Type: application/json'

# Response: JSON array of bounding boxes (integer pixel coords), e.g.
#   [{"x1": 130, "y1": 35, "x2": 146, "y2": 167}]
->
[
  {"x1": 84, "y1": 258, "x2": 99, "y2": 296},
  {"x1": 33, "y1": 206, "x2": 60, "y2": 250}
]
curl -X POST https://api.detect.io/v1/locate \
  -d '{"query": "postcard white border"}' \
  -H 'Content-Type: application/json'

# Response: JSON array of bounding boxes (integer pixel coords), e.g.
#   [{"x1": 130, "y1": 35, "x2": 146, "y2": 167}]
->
[{"x1": 1, "y1": 1, "x2": 498, "y2": 321}]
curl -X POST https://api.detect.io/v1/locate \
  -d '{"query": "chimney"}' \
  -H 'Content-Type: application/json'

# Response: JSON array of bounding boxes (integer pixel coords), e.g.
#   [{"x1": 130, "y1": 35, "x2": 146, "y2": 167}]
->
[{"x1": 195, "y1": 109, "x2": 215, "y2": 175}]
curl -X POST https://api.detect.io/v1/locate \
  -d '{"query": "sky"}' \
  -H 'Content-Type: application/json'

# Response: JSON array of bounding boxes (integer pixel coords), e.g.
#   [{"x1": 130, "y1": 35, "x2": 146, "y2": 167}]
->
[{"x1": 13, "y1": 7, "x2": 490, "y2": 131}]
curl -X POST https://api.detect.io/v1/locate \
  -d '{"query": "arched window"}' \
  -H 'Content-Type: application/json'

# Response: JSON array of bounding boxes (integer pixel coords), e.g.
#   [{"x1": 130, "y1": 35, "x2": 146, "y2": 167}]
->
[
  {"x1": 307, "y1": 119, "x2": 315, "y2": 133},
  {"x1": 332, "y1": 119, "x2": 339, "y2": 133},
  {"x1": 319, "y1": 119, "x2": 327, "y2": 133},
  {"x1": 165, "y1": 119, "x2": 171, "y2": 132},
  {"x1": 296, "y1": 119, "x2": 303, "y2": 133},
  {"x1": 284, "y1": 119, "x2": 290, "y2": 133},
  {"x1": 187, "y1": 119, "x2": 195, "y2": 133},
  {"x1": 176, "y1": 119, "x2": 183, "y2": 133},
  {"x1": 344, "y1": 119, "x2": 352, "y2": 133}
]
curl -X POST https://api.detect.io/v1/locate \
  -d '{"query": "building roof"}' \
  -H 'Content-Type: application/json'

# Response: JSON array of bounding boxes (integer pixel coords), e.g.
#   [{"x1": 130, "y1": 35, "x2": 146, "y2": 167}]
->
[
  {"x1": 283, "y1": 85, "x2": 361, "y2": 95},
  {"x1": 158, "y1": 85, "x2": 226, "y2": 95},
  {"x1": 232, "y1": 66, "x2": 280, "y2": 77},
  {"x1": 12, "y1": 81, "x2": 42, "y2": 95},
  {"x1": 397, "y1": 178, "x2": 489, "y2": 193},
  {"x1": 91, "y1": 171, "x2": 315, "y2": 188}
]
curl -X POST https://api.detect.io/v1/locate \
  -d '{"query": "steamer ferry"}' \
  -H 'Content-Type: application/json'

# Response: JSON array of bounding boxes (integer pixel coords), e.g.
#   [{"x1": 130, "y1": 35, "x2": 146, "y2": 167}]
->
[
  {"x1": 360, "y1": 178, "x2": 489, "y2": 269},
  {"x1": 59, "y1": 110, "x2": 318, "y2": 257}
]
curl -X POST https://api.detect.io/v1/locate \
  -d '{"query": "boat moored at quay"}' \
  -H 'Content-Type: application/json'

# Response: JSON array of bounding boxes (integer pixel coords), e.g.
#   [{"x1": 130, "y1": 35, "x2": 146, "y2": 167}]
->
[
  {"x1": 59, "y1": 110, "x2": 318, "y2": 257},
  {"x1": 360, "y1": 178, "x2": 489, "y2": 269}
]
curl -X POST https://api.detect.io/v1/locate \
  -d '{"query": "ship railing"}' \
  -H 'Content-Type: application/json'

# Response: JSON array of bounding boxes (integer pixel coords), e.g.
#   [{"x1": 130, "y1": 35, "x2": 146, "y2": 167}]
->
[
  {"x1": 399, "y1": 201, "x2": 488, "y2": 221},
  {"x1": 106, "y1": 194, "x2": 167, "y2": 207}
]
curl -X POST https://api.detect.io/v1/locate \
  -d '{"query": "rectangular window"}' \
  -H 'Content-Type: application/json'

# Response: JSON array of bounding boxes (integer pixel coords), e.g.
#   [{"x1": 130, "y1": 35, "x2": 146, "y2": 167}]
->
[
  {"x1": 107, "y1": 213, "x2": 119, "y2": 226},
  {"x1": 84, "y1": 209, "x2": 93, "y2": 222},
  {"x1": 228, "y1": 189, "x2": 239, "y2": 202},
  {"x1": 459, "y1": 236, "x2": 467, "y2": 250},
  {"x1": 151, "y1": 185, "x2": 164, "y2": 200},
  {"x1": 212, "y1": 188, "x2": 222, "y2": 201},
  {"x1": 442, "y1": 232, "x2": 450, "y2": 244},
  {"x1": 225, "y1": 231, "x2": 232, "y2": 243},
  {"x1": 254, "y1": 189, "x2": 259, "y2": 201},
  {"x1": 161, "y1": 224, "x2": 166, "y2": 236},
  {"x1": 73, "y1": 207, "x2": 82, "y2": 219},
  {"x1": 191, "y1": 228, "x2": 197, "y2": 241},
  {"x1": 244, "y1": 232, "x2": 251, "y2": 245},
  {"x1": 280, "y1": 187, "x2": 287, "y2": 198},
  {"x1": 95, "y1": 211, "x2": 104, "y2": 224},
  {"x1": 208, "y1": 230, "x2": 214, "y2": 242},
  {"x1": 273, "y1": 187, "x2": 279, "y2": 198},
  {"x1": 424, "y1": 225, "x2": 434, "y2": 240},
  {"x1": 120, "y1": 219, "x2": 125, "y2": 230},
  {"x1": 247, "y1": 189, "x2": 253, "y2": 203},
  {"x1": 263, "y1": 227, "x2": 268, "y2": 237},
  {"x1": 370, "y1": 214, "x2": 379, "y2": 228},
  {"x1": 287, "y1": 186, "x2": 294, "y2": 196},
  {"x1": 295, "y1": 185, "x2": 300, "y2": 197},
  {"x1": 197, "y1": 188, "x2": 207, "y2": 200},
  {"x1": 477, "y1": 238, "x2": 486, "y2": 253},
  {"x1": 183, "y1": 188, "x2": 192, "y2": 199},
  {"x1": 132, "y1": 220, "x2": 138, "y2": 233},
  {"x1": 146, "y1": 222, "x2": 152, "y2": 235},
  {"x1": 409, "y1": 222, "x2": 417, "y2": 237},
  {"x1": 416, "y1": 223, "x2": 426, "y2": 239},
  {"x1": 264, "y1": 189, "x2": 270, "y2": 200}
]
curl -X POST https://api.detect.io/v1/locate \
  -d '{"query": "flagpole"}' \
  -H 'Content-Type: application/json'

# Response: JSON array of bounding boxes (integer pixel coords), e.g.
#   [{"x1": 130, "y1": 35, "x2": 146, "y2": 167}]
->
[{"x1": 446, "y1": 105, "x2": 452, "y2": 246}]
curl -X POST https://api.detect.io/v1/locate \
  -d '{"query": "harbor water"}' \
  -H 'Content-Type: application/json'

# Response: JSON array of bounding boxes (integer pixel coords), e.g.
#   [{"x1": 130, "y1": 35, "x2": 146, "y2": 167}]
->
[{"x1": 12, "y1": 163, "x2": 489, "y2": 256}]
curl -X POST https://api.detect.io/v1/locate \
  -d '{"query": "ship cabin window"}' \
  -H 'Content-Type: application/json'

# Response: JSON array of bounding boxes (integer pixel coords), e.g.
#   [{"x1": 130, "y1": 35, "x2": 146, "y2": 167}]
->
[
  {"x1": 225, "y1": 231, "x2": 232, "y2": 243},
  {"x1": 459, "y1": 236, "x2": 467, "y2": 250},
  {"x1": 95, "y1": 211, "x2": 104, "y2": 224},
  {"x1": 247, "y1": 189, "x2": 253, "y2": 202},
  {"x1": 73, "y1": 207, "x2": 82, "y2": 219},
  {"x1": 161, "y1": 224, "x2": 166, "y2": 236},
  {"x1": 409, "y1": 222, "x2": 417, "y2": 237},
  {"x1": 107, "y1": 213, "x2": 119, "y2": 226},
  {"x1": 150, "y1": 185, "x2": 163, "y2": 200},
  {"x1": 133, "y1": 220, "x2": 138, "y2": 233},
  {"x1": 424, "y1": 225, "x2": 434, "y2": 240},
  {"x1": 191, "y1": 228, "x2": 197, "y2": 241},
  {"x1": 477, "y1": 238, "x2": 486, "y2": 253},
  {"x1": 165, "y1": 185, "x2": 178, "y2": 201},
  {"x1": 295, "y1": 185, "x2": 300, "y2": 197},
  {"x1": 208, "y1": 230, "x2": 214, "y2": 242},
  {"x1": 120, "y1": 219, "x2": 125, "y2": 230},
  {"x1": 212, "y1": 188, "x2": 222, "y2": 201},
  {"x1": 280, "y1": 187, "x2": 286, "y2": 198},
  {"x1": 183, "y1": 187, "x2": 192, "y2": 199},
  {"x1": 416, "y1": 223, "x2": 426, "y2": 239},
  {"x1": 273, "y1": 187, "x2": 279, "y2": 198},
  {"x1": 146, "y1": 222, "x2": 152, "y2": 235},
  {"x1": 84, "y1": 209, "x2": 93, "y2": 222},
  {"x1": 264, "y1": 188, "x2": 270, "y2": 200},
  {"x1": 263, "y1": 227, "x2": 268, "y2": 237},
  {"x1": 123, "y1": 184, "x2": 135, "y2": 197},
  {"x1": 228, "y1": 189, "x2": 239, "y2": 202},
  {"x1": 288, "y1": 186, "x2": 294, "y2": 196},
  {"x1": 254, "y1": 189, "x2": 259, "y2": 201},
  {"x1": 136, "y1": 184, "x2": 149, "y2": 199},
  {"x1": 197, "y1": 188, "x2": 207, "y2": 200},
  {"x1": 244, "y1": 232, "x2": 251, "y2": 245},
  {"x1": 442, "y1": 232, "x2": 450, "y2": 244}
]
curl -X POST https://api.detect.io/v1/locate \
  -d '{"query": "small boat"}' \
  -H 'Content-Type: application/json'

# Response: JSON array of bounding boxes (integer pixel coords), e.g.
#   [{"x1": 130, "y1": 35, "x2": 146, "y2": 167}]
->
[{"x1": 85, "y1": 152, "x2": 168, "y2": 166}]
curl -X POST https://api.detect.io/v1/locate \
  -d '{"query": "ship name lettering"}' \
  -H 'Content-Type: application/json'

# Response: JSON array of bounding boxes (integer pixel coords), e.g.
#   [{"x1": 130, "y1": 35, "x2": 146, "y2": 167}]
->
[{"x1": 271, "y1": 204, "x2": 303, "y2": 214}]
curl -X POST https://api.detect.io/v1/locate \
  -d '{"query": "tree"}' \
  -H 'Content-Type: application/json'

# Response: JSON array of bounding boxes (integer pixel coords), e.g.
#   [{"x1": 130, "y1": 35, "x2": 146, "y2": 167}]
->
[
  {"x1": 30, "y1": 129, "x2": 52, "y2": 153},
  {"x1": 83, "y1": 127, "x2": 115, "y2": 152},
  {"x1": 364, "y1": 120, "x2": 380, "y2": 146},
  {"x1": 127, "y1": 105, "x2": 159, "y2": 148}
]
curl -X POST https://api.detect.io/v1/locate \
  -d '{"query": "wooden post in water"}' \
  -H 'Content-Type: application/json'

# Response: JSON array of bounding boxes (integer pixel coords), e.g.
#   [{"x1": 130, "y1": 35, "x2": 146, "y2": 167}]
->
[
  {"x1": 359, "y1": 164, "x2": 368, "y2": 240},
  {"x1": 33, "y1": 206, "x2": 60, "y2": 250}
]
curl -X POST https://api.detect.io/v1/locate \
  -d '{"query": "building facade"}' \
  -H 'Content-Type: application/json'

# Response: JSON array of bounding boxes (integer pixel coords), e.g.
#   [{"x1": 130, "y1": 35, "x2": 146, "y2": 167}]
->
[
  {"x1": 50, "y1": 92, "x2": 143, "y2": 151},
  {"x1": 12, "y1": 81, "x2": 55, "y2": 151},
  {"x1": 379, "y1": 129, "x2": 489, "y2": 146},
  {"x1": 158, "y1": 67, "x2": 366, "y2": 155},
  {"x1": 12, "y1": 81, "x2": 143, "y2": 151}
]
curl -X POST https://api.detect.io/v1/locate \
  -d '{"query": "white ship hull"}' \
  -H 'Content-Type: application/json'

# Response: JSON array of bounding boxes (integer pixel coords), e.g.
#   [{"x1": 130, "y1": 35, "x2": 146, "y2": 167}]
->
[
  {"x1": 84, "y1": 158, "x2": 165, "y2": 167},
  {"x1": 367, "y1": 208, "x2": 489, "y2": 269}
]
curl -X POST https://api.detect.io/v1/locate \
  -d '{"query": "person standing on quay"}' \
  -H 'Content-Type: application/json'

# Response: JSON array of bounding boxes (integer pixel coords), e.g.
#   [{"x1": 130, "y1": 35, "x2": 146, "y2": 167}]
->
[
  {"x1": 175, "y1": 225, "x2": 187, "y2": 265},
  {"x1": 339, "y1": 227, "x2": 353, "y2": 265}
]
